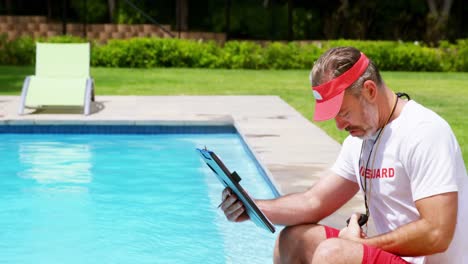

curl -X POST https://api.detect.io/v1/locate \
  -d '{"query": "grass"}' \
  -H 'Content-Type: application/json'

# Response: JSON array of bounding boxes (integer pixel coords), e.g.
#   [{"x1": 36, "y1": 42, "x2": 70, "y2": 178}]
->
[{"x1": 1, "y1": 65, "x2": 467, "y2": 166}]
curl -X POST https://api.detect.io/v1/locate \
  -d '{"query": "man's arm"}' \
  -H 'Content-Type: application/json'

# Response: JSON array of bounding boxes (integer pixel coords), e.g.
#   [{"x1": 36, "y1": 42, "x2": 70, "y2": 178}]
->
[
  {"x1": 342, "y1": 192, "x2": 458, "y2": 256},
  {"x1": 221, "y1": 172, "x2": 360, "y2": 226}
]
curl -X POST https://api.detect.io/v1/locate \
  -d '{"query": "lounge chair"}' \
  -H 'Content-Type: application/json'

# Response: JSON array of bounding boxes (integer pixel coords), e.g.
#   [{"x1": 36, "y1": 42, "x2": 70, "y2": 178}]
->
[{"x1": 18, "y1": 42, "x2": 94, "y2": 115}]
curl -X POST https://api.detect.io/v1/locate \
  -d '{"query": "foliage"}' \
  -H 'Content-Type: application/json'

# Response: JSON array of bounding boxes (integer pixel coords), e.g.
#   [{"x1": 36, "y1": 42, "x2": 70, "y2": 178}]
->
[
  {"x1": 3, "y1": 0, "x2": 467, "y2": 42},
  {"x1": 262, "y1": 42, "x2": 321, "y2": 69},
  {"x1": 323, "y1": 40, "x2": 444, "y2": 71},
  {"x1": 292, "y1": 8, "x2": 322, "y2": 40},
  {"x1": 437, "y1": 39, "x2": 468, "y2": 72},
  {"x1": 92, "y1": 38, "x2": 222, "y2": 68},
  {"x1": 220, "y1": 41, "x2": 263, "y2": 69},
  {"x1": 1, "y1": 35, "x2": 467, "y2": 72},
  {"x1": 454, "y1": 40, "x2": 468, "y2": 72},
  {"x1": 43, "y1": 35, "x2": 89, "y2": 43},
  {"x1": 0, "y1": 35, "x2": 35, "y2": 65},
  {"x1": 70, "y1": 0, "x2": 108, "y2": 23},
  {"x1": 225, "y1": 3, "x2": 289, "y2": 40},
  {"x1": 113, "y1": 0, "x2": 168, "y2": 25},
  {"x1": 0, "y1": 34, "x2": 90, "y2": 66}
]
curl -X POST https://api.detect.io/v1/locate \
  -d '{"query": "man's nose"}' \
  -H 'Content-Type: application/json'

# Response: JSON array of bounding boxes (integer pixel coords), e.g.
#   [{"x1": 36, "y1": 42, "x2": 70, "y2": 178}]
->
[{"x1": 335, "y1": 116, "x2": 349, "y2": 130}]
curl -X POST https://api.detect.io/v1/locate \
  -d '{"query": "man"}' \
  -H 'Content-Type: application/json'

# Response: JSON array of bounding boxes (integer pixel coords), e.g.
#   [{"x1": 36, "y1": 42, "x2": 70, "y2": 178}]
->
[{"x1": 220, "y1": 47, "x2": 467, "y2": 263}]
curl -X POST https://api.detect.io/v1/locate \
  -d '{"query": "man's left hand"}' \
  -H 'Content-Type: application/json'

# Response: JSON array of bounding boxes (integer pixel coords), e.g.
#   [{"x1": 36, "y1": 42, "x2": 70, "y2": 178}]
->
[{"x1": 339, "y1": 213, "x2": 366, "y2": 242}]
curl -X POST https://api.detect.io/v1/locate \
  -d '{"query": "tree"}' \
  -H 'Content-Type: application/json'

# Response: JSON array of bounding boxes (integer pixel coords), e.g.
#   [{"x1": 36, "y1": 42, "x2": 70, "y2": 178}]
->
[
  {"x1": 176, "y1": 0, "x2": 188, "y2": 31},
  {"x1": 425, "y1": 0, "x2": 453, "y2": 45},
  {"x1": 108, "y1": 0, "x2": 116, "y2": 22},
  {"x1": 323, "y1": 0, "x2": 376, "y2": 39},
  {"x1": 4, "y1": 0, "x2": 13, "y2": 14}
]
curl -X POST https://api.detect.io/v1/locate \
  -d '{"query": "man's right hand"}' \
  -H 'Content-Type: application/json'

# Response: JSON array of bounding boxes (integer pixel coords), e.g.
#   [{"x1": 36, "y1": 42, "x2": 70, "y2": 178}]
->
[{"x1": 219, "y1": 187, "x2": 250, "y2": 222}]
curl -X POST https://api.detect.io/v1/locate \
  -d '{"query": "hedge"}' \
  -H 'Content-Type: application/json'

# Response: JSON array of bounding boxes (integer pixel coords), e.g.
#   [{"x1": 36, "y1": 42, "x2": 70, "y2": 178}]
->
[{"x1": 0, "y1": 34, "x2": 467, "y2": 72}]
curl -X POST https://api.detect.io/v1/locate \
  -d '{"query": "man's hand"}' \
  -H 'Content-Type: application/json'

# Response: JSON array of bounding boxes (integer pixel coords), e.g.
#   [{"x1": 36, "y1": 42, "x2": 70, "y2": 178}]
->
[
  {"x1": 219, "y1": 187, "x2": 250, "y2": 222},
  {"x1": 339, "y1": 213, "x2": 367, "y2": 242}
]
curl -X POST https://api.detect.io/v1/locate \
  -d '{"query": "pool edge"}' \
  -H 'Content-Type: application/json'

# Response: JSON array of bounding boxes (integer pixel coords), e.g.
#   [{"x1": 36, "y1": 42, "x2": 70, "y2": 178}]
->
[{"x1": 0, "y1": 119, "x2": 282, "y2": 197}]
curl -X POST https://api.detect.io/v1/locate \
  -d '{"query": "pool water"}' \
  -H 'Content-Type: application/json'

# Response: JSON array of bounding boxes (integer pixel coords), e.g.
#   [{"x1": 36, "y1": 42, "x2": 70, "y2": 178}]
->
[{"x1": 0, "y1": 133, "x2": 279, "y2": 264}]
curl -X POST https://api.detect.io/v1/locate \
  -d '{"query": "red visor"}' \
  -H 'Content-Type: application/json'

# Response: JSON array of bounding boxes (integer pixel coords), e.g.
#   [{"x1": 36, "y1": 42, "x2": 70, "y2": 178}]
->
[{"x1": 312, "y1": 52, "x2": 369, "y2": 121}]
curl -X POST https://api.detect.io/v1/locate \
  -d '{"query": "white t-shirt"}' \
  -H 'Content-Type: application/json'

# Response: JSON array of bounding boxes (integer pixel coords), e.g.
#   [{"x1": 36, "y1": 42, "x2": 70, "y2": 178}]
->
[{"x1": 331, "y1": 100, "x2": 468, "y2": 264}]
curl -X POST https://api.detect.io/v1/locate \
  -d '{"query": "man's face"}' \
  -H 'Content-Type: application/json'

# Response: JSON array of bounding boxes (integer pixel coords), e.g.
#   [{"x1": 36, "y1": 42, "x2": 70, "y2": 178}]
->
[{"x1": 334, "y1": 92, "x2": 379, "y2": 139}]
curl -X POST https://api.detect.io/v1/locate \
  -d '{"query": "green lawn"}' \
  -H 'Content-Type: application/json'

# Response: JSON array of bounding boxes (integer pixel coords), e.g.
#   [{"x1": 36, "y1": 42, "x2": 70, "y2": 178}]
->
[{"x1": 1, "y1": 65, "x2": 467, "y2": 166}]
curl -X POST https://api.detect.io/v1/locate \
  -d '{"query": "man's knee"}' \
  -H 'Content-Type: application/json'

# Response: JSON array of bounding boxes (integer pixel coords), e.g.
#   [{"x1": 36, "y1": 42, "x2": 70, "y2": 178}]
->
[
  {"x1": 278, "y1": 224, "x2": 324, "y2": 249},
  {"x1": 313, "y1": 238, "x2": 343, "y2": 259},
  {"x1": 277, "y1": 225, "x2": 302, "y2": 247},
  {"x1": 275, "y1": 225, "x2": 302, "y2": 262},
  {"x1": 275, "y1": 225, "x2": 326, "y2": 263},
  {"x1": 313, "y1": 238, "x2": 363, "y2": 264}
]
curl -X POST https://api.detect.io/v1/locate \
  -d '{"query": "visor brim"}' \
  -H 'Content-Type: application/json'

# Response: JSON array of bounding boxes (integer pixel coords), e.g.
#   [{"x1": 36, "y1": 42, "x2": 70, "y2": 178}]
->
[{"x1": 313, "y1": 91, "x2": 345, "y2": 121}]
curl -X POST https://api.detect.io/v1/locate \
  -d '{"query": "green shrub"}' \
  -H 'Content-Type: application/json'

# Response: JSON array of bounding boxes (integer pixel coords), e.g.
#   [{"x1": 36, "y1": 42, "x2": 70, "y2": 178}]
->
[
  {"x1": 0, "y1": 34, "x2": 89, "y2": 66},
  {"x1": 295, "y1": 42, "x2": 323, "y2": 69},
  {"x1": 174, "y1": 39, "x2": 221, "y2": 68},
  {"x1": 325, "y1": 40, "x2": 391, "y2": 69},
  {"x1": 157, "y1": 38, "x2": 213, "y2": 68},
  {"x1": 92, "y1": 39, "x2": 128, "y2": 67},
  {"x1": 43, "y1": 35, "x2": 88, "y2": 43},
  {"x1": 0, "y1": 35, "x2": 35, "y2": 65},
  {"x1": 263, "y1": 42, "x2": 300, "y2": 69},
  {"x1": 91, "y1": 38, "x2": 222, "y2": 68},
  {"x1": 435, "y1": 40, "x2": 455, "y2": 71},
  {"x1": 193, "y1": 41, "x2": 222, "y2": 68},
  {"x1": 322, "y1": 40, "x2": 444, "y2": 71},
  {"x1": 387, "y1": 44, "x2": 442, "y2": 71},
  {"x1": 1, "y1": 35, "x2": 467, "y2": 72},
  {"x1": 452, "y1": 39, "x2": 468, "y2": 72},
  {"x1": 0, "y1": 34, "x2": 8, "y2": 64},
  {"x1": 118, "y1": 38, "x2": 159, "y2": 68},
  {"x1": 219, "y1": 41, "x2": 264, "y2": 69}
]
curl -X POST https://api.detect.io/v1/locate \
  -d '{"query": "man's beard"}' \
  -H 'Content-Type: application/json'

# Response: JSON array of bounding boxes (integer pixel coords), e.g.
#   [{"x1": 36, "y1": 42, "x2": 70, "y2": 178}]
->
[{"x1": 346, "y1": 97, "x2": 379, "y2": 140}]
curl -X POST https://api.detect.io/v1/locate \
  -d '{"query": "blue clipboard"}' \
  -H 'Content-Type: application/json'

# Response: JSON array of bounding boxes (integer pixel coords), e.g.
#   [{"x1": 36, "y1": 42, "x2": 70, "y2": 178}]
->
[{"x1": 197, "y1": 148, "x2": 275, "y2": 233}]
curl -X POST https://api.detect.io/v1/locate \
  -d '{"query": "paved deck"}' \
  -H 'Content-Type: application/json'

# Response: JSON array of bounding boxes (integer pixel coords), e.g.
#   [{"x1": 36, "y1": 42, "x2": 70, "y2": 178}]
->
[{"x1": 0, "y1": 95, "x2": 366, "y2": 228}]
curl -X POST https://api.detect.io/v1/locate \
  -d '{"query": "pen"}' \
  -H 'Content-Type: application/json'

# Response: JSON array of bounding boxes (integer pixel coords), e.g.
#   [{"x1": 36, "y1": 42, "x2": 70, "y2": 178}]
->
[
  {"x1": 218, "y1": 196, "x2": 229, "y2": 208},
  {"x1": 217, "y1": 189, "x2": 232, "y2": 209}
]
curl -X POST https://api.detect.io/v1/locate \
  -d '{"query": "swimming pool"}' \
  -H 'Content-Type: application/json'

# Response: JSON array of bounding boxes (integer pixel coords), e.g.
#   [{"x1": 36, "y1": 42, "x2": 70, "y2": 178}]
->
[{"x1": 0, "y1": 125, "x2": 280, "y2": 263}]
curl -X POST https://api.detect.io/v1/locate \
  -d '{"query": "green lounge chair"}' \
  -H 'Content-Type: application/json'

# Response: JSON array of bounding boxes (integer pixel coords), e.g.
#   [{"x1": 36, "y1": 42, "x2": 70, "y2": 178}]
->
[{"x1": 18, "y1": 42, "x2": 94, "y2": 115}]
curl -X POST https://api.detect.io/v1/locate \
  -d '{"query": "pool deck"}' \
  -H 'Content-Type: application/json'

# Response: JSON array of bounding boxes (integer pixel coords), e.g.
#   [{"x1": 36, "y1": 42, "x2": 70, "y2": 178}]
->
[{"x1": 0, "y1": 95, "x2": 366, "y2": 228}]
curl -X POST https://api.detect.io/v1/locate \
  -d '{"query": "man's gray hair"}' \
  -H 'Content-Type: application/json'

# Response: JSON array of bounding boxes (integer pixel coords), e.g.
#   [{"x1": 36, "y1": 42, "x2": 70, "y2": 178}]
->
[{"x1": 309, "y1": 47, "x2": 383, "y2": 96}]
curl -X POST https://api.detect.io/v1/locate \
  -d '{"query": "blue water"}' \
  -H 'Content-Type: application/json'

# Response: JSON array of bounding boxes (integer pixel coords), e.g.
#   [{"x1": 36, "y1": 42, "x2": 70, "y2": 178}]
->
[{"x1": 0, "y1": 133, "x2": 279, "y2": 264}]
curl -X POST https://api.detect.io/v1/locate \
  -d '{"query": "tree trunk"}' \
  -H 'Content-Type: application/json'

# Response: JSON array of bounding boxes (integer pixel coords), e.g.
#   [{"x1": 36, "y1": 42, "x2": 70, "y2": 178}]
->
[
  {"x1": 47, "y1": 0, "x2": 53, "y2": 21},
  {"x1": 82, "y1": 0, "x2": 87, "y2": 38},
  {"x1": 62, "y1": 0, "x2": 68, "y2": 35},
  {"x1": 107, "y1": 0, "x2": 116, "y2": 23},
  {"x1": 5, "y1": 0, "x2": 13, "y2": 14},
  {"x1": 425, "y1": 0, "x2": 453, "y2": 45},
  {"x1": 224, "y1": 0, "x2": 231, "y2": 40},
  {"x1": 287, "y1": 0, "x2": 293, "y2": 41},
  {"x1": 324, "y1": 0, "x2": 349, "y2": 39},
  {"x1": 176, "y1": 0, "x2": 189, "y2": 32}
]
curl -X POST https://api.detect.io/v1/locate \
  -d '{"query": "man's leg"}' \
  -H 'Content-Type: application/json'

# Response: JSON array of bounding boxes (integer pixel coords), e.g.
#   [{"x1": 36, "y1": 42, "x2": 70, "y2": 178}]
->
[
  {"x1": 313, "y1": 238, "x2": 410, "y2": 264},
  {"x1": 274, "y1": 224, "x2": 409, "y2": 264},
  {"x1": 274, "y1": 224, "x2": 328, "y2": 264},
  {"x1": 311, "y1": 237, "x2": 363, "y2": 264}
]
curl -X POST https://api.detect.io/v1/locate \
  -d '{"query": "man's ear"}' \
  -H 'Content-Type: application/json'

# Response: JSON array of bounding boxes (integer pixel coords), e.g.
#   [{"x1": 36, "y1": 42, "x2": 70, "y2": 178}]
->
[{"x1": 362, "y1": 80, "x2": 378, "y2": 102}]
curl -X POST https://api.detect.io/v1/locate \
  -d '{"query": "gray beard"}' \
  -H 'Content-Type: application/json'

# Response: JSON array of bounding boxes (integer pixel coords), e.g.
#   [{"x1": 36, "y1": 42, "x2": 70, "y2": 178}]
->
[{"x1": 358, "y1": 98, "x2": 379, "y2": 140}]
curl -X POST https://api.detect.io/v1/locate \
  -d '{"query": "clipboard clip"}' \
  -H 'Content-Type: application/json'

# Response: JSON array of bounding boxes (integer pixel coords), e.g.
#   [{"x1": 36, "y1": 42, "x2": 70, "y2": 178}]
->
[{"x1": 231, "y1": 171, "x2": 241, "y2": 183}]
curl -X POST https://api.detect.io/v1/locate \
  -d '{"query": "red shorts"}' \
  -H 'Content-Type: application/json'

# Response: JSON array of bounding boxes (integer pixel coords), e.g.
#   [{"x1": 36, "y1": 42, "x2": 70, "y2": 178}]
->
[{"x1": 324, "y1": 226, "x2": 409, "y2": 264}]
